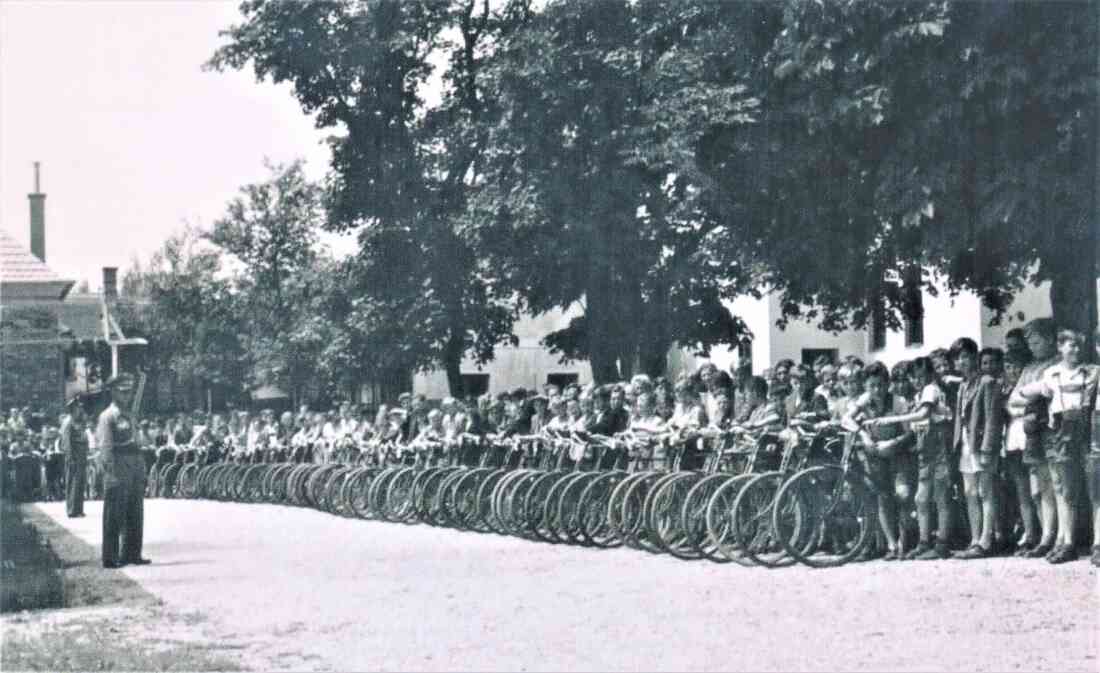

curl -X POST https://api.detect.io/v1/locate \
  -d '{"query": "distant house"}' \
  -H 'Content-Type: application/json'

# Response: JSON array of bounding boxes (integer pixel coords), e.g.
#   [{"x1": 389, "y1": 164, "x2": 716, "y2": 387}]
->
[
  {"x1": 411, "y1": 271, "x2": 1090, "y2": 398},
  {"x1": 1, "y1": 167, "x2": 145, "y2": 415},
  {"x1": 0, "y1": 228, "x2": 74, "y2": 414}
]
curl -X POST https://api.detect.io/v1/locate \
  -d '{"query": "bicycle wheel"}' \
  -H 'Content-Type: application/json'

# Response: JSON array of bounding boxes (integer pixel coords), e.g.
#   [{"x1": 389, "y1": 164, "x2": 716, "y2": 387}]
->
[
  {"x1": 772, "y1": 465, "x2": 873, "y2": 568},
  {"x1": 732, "y1": 472, "x2": 798, "y2": 568},
  {"x1": 620, "y1": 472, "x2": 665, "y2": 552},
  {"x1": 646, "y1": 473, "x2": 704, "y2": 560},
  {"x1": 577, "y1": 471, "x2": 627, "y2": 548},
  {"x1": 681, "y1": 473, "x2": 740, "y2": 563},
  {"x1": 521, "y1": 470, "x2": 567, "y2": 543},
  {"x1": 444, "y1": 468, "x2": 488, "y2": 530},
  {"x1": 473, "y1": 469, "x2": 511, "y2": 534},
  {"x1": 384, "y1": 467, "x2": 419, "y2": 523}
]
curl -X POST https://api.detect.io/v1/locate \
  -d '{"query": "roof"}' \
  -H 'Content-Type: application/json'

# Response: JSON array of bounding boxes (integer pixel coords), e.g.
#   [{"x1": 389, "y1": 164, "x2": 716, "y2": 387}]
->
[
  {"x1": 58, "y1": 295, "x2": 105, "y2": 340},
  {"x1": 0, "y1": 229, "x2": 74, "y2": 300}
]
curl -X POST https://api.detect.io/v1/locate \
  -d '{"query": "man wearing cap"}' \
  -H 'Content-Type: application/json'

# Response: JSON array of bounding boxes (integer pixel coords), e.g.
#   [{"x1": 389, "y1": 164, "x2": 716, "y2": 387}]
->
[
  {"x1": 96, "y1": 373, "x2": 150, "y2": 568},
  {"x1": 60, "y1": 394, "x2": 91, "y2": 517}
]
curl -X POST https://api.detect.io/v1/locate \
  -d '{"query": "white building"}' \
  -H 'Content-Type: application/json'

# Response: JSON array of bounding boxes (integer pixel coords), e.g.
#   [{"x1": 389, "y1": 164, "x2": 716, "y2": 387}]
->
[
  {"x1": 413, "y1": 304, "x2": 594, "y2": 398},
  {"x1": 412, "y1": 274, "x2": 1097, "y2": 398}
]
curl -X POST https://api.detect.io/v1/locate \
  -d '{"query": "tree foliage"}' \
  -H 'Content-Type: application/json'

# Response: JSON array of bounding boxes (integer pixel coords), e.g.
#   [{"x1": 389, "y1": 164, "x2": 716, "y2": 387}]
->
[
  {"x1": 467, "y1": 0, "x2": 776, "y2": 381},
  {"x1": 209, "y1": 0, "x2": 525, "y2": 395},
  {"x1": 696, "y1": 0, "x2": 1097, "y2": 340},
  {"x1": 202, "y1": 0, "x2": 1098, "y2": 389},
  {"x1": 120, "y1": 227, "x2": 248, "y2": 407}
]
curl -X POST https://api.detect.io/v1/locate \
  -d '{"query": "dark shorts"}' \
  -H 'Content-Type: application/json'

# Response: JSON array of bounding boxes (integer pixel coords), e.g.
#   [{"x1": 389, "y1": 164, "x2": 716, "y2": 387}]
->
[
  {"x1": 862, "y1": 454, "x2": 894, "y2": 494},
  {"x1": 1023, "y1": 425, "x2": 1048, "y2": 466},
  {"x1": 1085, "y1": 453, "x2": 1100, "y2": 503},
  {"x1": 914, "y1": 425, "x2": 951, "y2": 481},
  {"x1": 1046, "y1": 410, "x2": 1087, "y2": 464},
  {"x1": 1002, "y1": 451, "x2": 1027, "y2": 476}
]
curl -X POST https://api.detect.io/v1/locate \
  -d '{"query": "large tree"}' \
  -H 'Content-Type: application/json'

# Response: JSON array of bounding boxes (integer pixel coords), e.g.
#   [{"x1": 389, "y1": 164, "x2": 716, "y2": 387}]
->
[
  {"x1": 697, "y1": 1, "x2": 1097, "y2": 342},
  {"x1": 208, "y1": 0, "x2": 526, "y2": 396},
  {"x1": 119, "y1": 227, "x2": 247, "y2": 410},
  {"x1": 467, "y1": 0, "x2": 774, "y2": 381},
  {"x1": 207, "y1": 158, "x2": 330, "y2": 404}
]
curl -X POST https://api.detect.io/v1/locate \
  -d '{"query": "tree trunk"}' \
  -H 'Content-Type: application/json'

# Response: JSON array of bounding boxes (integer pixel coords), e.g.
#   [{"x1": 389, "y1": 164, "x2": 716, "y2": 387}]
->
[
  {"x1": 1048, "y1": 267, "x2": 1098, "y2": 353},
  {"x1": 443, "y1": 330, "x2": 466, "y2": 399},
  {"x1": 1044, "y1": 211, "x2": 1098, "y2": 358},
  {"x1": 585, "y1": 261, "x2": 622, "y2": 384}
]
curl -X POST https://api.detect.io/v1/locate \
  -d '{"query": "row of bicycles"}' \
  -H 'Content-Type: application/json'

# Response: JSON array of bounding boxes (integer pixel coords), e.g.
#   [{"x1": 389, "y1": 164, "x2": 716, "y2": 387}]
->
[{"x1": 152, "y1": 425, "x2": 884, "y2": 569}]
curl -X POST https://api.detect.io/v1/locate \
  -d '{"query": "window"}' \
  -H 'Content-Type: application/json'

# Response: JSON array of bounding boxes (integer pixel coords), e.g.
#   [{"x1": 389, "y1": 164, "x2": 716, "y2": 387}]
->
[
  {"x1": 801, "y1": 349, "x2": 838, "y2": 367},
  {"x1": 903, "y1": 271, "x2": 925, "y2": 347},
  {"x1": 546, "y1": 373, "x2": 579, "y2": 389},
  {"x1": 869, "y1": 299, "x2": 887, "y2": 352},
  {"x1": 460, "y1": 373, "x2": 490, "y2": 397},
  {"x1": 738, "y1": 337, "x2": 753, "y2": 366}
]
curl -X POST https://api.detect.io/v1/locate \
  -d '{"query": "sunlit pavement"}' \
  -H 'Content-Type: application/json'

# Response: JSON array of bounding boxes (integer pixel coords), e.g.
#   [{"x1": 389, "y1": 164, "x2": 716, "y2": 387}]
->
[{"x1": 34, "y1": 499, "x2": 1098, "y2": 672}]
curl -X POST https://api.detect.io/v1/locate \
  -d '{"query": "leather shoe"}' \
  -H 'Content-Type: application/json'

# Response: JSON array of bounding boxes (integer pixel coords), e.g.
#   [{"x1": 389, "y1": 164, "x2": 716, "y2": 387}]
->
[
  {"x1": 103, "y1": 561, "x2": 121, "y2": 569},
  {"x1": 126, "y1": 557, "x2": 152, "y2": 565}
]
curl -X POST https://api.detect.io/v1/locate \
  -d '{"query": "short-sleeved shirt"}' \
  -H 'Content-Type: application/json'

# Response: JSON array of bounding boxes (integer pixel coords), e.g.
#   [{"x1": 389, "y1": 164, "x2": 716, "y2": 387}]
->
[
  {"x1": 1038, "y1": 363, "x2": 1099, "y2": 416},
  {"x1": 747, "y1": 400, "x2": 786, "y2": 434},
  {"x1": 669, "y1": 403, "x2": 706, "y2": 430},
  {"x1": 911, "y1": 382, "x2": 953, "y2": 432},
  {"x1": 850, "y1": 392, "x2": 909, "y2": 441},
  {"x1": 97, "y1": 404, "x2": 136, "y2": 452}
]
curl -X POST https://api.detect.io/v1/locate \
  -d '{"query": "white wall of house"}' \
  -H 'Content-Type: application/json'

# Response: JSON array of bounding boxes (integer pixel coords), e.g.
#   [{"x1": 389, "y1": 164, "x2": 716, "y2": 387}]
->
[
  {"x1": 412, "y1": 276, "x2": 1098, "y2": 399},
  {"x1": 871, "y1": 281, "x2": 984, "y2": 368},
  {"x1": 765, "y1": 293, "x2": 866, "y2": 370},
  {"x1": 979, "y1": 278, "x2": 1100, "y2": 348},
  {"x1": 980, "y1": 280, "x2": 1050, "y2": 349},
  {"x1": 667, "y1": 293, "x2": 770, "y2": 378},
  {"x1": 413, "y1": 304, "x2": 593, "y2": 398}
]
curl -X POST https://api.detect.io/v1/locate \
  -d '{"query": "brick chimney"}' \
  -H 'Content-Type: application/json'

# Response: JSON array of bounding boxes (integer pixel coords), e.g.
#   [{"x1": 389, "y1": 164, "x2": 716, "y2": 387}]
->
[
  {"x1": 103, "y1": 267, "x2": 118, "y2": 300},
  {"x1": 28, "y1": 162, "x2": 45, "y2": 262}
]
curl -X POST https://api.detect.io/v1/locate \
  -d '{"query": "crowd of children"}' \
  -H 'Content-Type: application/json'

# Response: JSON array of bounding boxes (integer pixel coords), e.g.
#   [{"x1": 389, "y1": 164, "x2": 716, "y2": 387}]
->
[{"x1": 3, "y1": 316, "x2": 1097, "y2": 566}]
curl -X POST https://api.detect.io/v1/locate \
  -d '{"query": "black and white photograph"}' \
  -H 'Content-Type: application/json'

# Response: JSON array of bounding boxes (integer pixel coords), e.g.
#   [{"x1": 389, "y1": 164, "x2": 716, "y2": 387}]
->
[{"x1": 0, "y1": 0, "x2": 1096, "y2": 671}]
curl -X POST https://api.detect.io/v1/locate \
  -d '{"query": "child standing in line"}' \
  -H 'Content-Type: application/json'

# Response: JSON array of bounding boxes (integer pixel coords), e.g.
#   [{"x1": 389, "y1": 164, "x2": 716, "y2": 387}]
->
[
  {"x1": 951, "y1": 338, "x2": 1002, "y2": 559},
  {"x1": 1021, "y1": 329, "x2": 1097, "y2": 564},
  {"x1": 844, "y1": 362, "x2": 913, "y2": 560},
  {"x1": 867, "y1": 357, "x2": 955, "y2": 559},
  {"x1": 1088, "y1": 328, "x2": 1100, "y2": 567},
  {"x1": 1002, "y1": 349, "x2": 1042, "y2": 555}
]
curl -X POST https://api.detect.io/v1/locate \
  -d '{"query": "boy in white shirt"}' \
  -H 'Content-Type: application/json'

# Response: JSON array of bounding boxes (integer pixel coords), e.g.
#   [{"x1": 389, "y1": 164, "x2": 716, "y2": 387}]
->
[{"x1": 1020, "y1": 329, "x2": 1097, "y2": 564}]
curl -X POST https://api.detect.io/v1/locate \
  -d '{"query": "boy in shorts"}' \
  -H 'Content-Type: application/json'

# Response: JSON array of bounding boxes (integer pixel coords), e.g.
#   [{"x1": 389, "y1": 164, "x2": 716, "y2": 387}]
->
[
  {"x1": 1002, "y1": 349, "x2": 1041, "y2": 554},
  {"x1": 950, "y1": 338, "x2": 1002, "y2": 559},
  {"x1": 844, "y1": 362, "x2": 913, "y2": 560},
  {"x1": 1019, "y1": 328, "x2": 1096, "y2": 564},
  {"x1": 1089, "y1": 327, "x2": 1100, "y2": 566},
  {"x1": 868, "y1": 357, "x2": 954, "y2": 559}
]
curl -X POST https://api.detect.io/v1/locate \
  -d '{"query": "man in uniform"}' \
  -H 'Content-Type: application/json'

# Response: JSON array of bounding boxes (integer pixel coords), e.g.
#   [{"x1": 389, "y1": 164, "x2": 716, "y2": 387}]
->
[
  {"x1": 60, "y1": 394, "x2": 90, "y2": 517},
  {"x1": 96, "y1": 373, "x2": 151, "y2": 568}
]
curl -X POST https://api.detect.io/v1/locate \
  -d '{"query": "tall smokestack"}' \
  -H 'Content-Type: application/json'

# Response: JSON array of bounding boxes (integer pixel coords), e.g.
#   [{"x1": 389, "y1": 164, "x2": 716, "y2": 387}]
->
[
  {"x1": 103, "y1": 267, "x2": 118, "y2": 301},
  {"x1": 29, "y1": 162, "x2": 46, "y2": 262}
]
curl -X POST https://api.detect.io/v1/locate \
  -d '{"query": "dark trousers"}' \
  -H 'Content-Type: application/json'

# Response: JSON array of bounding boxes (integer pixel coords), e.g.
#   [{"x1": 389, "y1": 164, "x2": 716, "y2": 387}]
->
[
  {"x1": 101, "y1": 455, "x2": 146, "y2": 565},
  {"x1": 66, "y1": 457, "x2": 87, "y2": 516}
]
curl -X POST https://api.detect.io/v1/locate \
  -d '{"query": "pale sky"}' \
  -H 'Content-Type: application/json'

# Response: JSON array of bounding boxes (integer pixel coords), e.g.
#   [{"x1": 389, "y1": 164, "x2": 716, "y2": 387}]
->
[{"x1": 0, "y1": 0, "x2": 347, "y2": 290}]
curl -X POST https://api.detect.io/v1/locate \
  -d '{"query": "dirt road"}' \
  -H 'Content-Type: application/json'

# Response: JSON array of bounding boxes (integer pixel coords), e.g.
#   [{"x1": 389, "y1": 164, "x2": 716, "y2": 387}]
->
[{"x1": 6, "y1": 499, "x2": 1097, "y2": 671}]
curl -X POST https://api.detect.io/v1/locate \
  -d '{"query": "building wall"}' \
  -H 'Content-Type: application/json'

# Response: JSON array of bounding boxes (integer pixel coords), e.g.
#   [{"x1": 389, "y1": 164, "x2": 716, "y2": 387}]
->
[
  {"x1": 668, "y1": 294, "x2": 772, "y2": 378},
  {"x1": 871, "y1": 281, "x2": 984, "y2": 368},
  {"x1": 764, "y1": 293, "x2": 867, "y2": 370},
  {"x1": 413, "y1": 304, "x2": 593, "y2": 399},
  {"x1": 412, "y1": 276, "x2": 1100, "y2": 400},
  {"x1": 980, "y1": 277, "x2": 1100, "y2": 348},
  {"x1": 0, "y1": 302, "x2": 65, "y2": 415}
]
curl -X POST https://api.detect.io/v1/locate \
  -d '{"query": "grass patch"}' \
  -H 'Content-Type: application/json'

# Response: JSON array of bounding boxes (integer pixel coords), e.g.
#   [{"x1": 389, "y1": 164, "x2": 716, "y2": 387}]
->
[
  {"x1": 2, "y1": 607, "x2": 243, "y2": 671},
  {"x1": 1, "y1": 501, "x2": 64, "y2": 612}
]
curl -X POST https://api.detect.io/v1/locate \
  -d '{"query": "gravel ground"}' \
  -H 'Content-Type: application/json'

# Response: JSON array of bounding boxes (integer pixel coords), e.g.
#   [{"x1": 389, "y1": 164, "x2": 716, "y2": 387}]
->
[{"x1": 19, "y1": 499, "x2": 1100, "y2": 672}]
